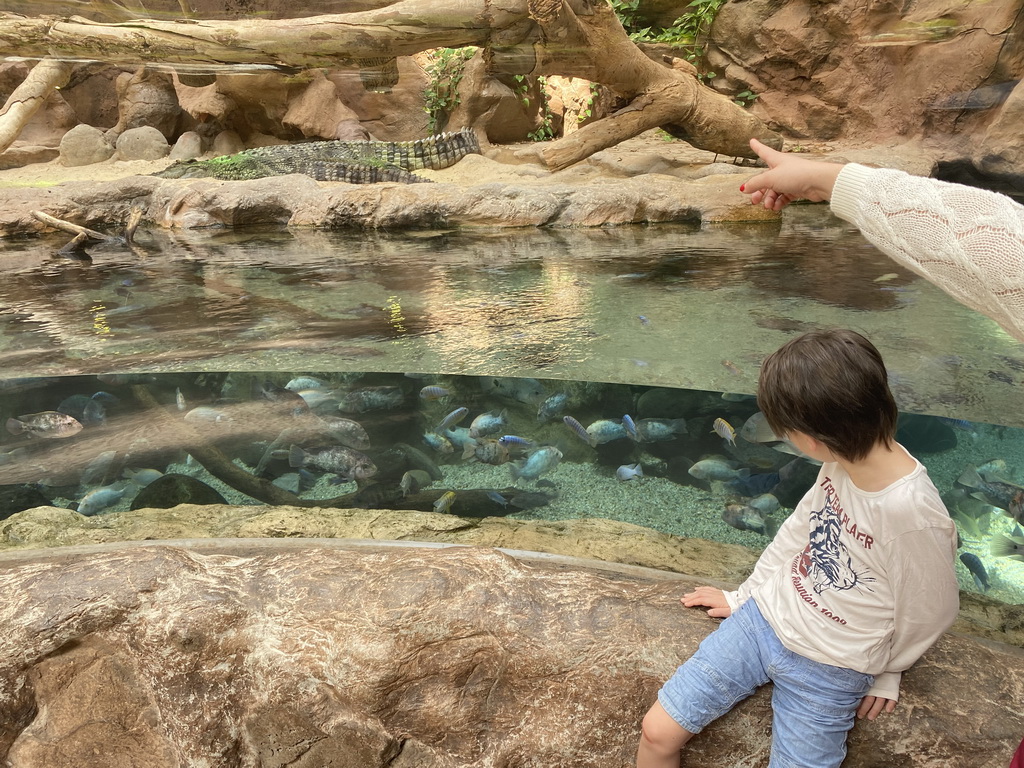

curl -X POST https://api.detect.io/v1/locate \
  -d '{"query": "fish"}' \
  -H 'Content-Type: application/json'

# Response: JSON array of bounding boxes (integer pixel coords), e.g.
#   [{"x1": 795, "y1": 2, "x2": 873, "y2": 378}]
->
[
  {"x1": 957, "y1": 466, "x2": 1024, "y2": 523},
  {"x1": 294, "y1": 388, "x2": 338, "y2": 409},
  {"x1": 487, "y1": 491, "x2": 510, "y2": 508},
  {"x1": 537, "y1": 392, "x2": 569, "y2": 422},
  {"x1": 442, "y1": 427, "x2": 474, "y2": 450},
  {"x1": 722, "y1": 503, "x2": 768, "y2": 535},
  {"x1": 124, "y1": 468, "x2": 164, "y2": 487},
  {"x1": 315, "y1": 416, "x2": 371, "y2": 450},
  {"x1": 469, "y1": 409, "x2": 507, "y2": 438},
  {"x1": 622, "y1": 414, "x2": 640, "y2": 442},
  {"x1": 976, "y1": 459, "x2": 1010, "y2": 481},
  {"x1": 636, "y1": 418, "x2": 687, "y2": 442},
  {"x1": 462, "y1": 437, "x2": 510, "y2": 465},
  {"x1": 433, "y1": 490, "x2": 457, "y2": 514},
  {"x1": 480, "y1": 376, "x2": 546, "y2": 404},
  {"x1": 78, "y1": 482, "x2": 129, "y2": 516},
  {"x1": 725, "y1": 472, "x2": 781, "y2": 498},
  {"x1": 436, "y1": 406, "x2": 470, "y2": 432},
  {"x1": 712, "y1": 417, "x2": 737, "y2": 446},
  {"x1": 990, "y1": 533, "x2": 1024, "y2": 563},
  {"x1": 563, "y1": 416, "x2": 594, "y2": 447},
  {"x1": 422, "y1": 431, "x2": 455, "y2": 454},
  {"x1": 395, "y1": 442, "x2": 444, "y2": 482},
  {"x1": 586, "y1": 419, "x2": 628, "y2": 445},
  {"x1": 616, "y1": 463, "x2": 643, "y2": 481},
  {"x1": 498, "y1": 435, "x2": 534, "y2": 449},
  {"x1": 747, "y1": 493, "x2": 781, "y2": 516},
  {"x1": 511, "y1": 446, "x2": 563, "y2": 483},
  {"x1": 288, "y1": 445, "x2": 377, "y2": 483},
  {"x1": 6, "y1": 411, "x2": 83, "y2": 439},
  {"x1": 959, "y1": 553, "x2": 990, "y2": 592},
  {"x1": 689, "y1": 458, "x2": 751, "y2": 482},
  {"x1": 339, "y1": 385, "x2": 405, "y2": 413},
  {"x1": 286, "y1": 376, "x2": 328, "y2": 391},
  {"x1": 740, "y1": 411, "x2": 781, "y2": 443},
  {"x1": 260, "y1": 382, "x2": 310, "y2": 418},
  {"x1": 638, "y1": 315, "x2": 651, "y2": 326},
  {"x1": 419, "y1": 385, "x2": 451, "y2": 401},
  {"x1": 400, "y1": 469, "x2": 433, "y2": 496}
]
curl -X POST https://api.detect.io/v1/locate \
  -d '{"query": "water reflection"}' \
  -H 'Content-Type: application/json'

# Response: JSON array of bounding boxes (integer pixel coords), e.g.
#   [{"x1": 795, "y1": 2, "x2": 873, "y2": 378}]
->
[{"x1": 1, "y1": 210, "x2": 1022, "y2": 428}]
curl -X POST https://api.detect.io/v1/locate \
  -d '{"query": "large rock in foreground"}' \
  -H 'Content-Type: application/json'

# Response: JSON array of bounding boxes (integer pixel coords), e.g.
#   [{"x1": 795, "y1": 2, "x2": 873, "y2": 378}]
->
[{"x1": 0, "y1": 542, "x2": 1020, "y2": 767}]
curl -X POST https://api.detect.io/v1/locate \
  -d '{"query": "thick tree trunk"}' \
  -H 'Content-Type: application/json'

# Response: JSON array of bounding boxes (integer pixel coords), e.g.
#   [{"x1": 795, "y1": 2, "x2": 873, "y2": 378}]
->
[
  {"x1": 0, "y1": 58, "x2": 72, "y2": 155},
  {"x1": 0, "y1": 1, "x2": 780, "y2": 164}
]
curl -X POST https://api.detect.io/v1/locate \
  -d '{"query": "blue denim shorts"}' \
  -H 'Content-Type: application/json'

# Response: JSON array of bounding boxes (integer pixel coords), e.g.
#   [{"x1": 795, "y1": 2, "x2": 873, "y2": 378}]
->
[{"x1": 658, "y1": 598, "x2": 874, "y2": 768}]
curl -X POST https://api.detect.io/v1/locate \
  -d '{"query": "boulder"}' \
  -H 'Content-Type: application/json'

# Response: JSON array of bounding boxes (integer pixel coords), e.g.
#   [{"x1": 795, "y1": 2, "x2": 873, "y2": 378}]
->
[
  {"x1": 107, "y1": 68, "x2": 183, "y2": 141},
  {"x1": 115, "y1": 125, "x2": 170, "y2": 161},
  {"x1": 283, "y1": 69, "x2": 363, "y2": 140},
  {"x1": 0, "y1": 543, "x2": 1019, "y2": 767},
  {"x1": 58, "y1": 124, "x2": 114, "y2": 167},
  {"x1": 168, "y1": 130, "x2": 204, "y2": 161},
  {"x1": 212, "y1": 129, "x2": 244, "y2": 156}
]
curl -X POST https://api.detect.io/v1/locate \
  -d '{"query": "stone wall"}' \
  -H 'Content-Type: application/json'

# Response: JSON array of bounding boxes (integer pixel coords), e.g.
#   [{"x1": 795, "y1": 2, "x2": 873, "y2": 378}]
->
[{"x1": 0, "y1": 542, "x2": 1021, "y2": 767}]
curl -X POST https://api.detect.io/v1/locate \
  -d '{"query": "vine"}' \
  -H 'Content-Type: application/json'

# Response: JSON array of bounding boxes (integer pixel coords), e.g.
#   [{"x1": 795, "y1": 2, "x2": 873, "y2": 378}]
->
[{"x1": 423, "y1": 46, "x2": 477, "y2": 135}]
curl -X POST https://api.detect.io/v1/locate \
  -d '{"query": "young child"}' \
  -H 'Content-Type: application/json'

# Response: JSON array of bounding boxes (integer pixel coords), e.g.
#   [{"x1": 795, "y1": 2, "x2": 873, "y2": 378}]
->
[{"x1": 637, "y1": 329, "x2": 959, "y2": 768}]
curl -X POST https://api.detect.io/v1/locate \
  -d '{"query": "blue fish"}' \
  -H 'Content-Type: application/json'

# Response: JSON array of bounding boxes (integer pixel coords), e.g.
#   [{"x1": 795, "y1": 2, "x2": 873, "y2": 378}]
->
[
  {"x1": 959, "y1": 552, "x2": 989, "y2": 592},
  {"x1": 616, "y1": 463, "x2": 643, "y2": 481},
  {"x1": 563, "y1": 415, "x2": 594, "y2": 447},
  {"x1": 498, "y1": 435, "x2": 534, "y2": 448},
  {"x1": 536, "y1": 392, "x2": 569, "y2": 422},
  {"x1": 622, "y1": 414, "x2": 640, "y2": 442},
  {"x1": 487, "y1": 491, "x2": 510, "y2": 508},
  {"x1": 436, "y1": 406, "x2": 469, "y2": 432}
]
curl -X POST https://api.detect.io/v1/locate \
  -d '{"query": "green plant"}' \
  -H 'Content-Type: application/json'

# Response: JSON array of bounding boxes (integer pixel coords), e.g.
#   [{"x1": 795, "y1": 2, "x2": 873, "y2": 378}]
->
[
  {"x1": 734, "y1": 89, "x2": 758, "y2": 108},
  {"x1": 527, "y1": 76, "x2": 556, "y2": 141},
  {"x1": 513, "y1": 74, "x2": 531, "y2": 107},
  {"x1": 423, "y1": 47, "x2": 477, "y2": 135},
  {"x1": 578, "y1": 82, "x2": 601, "y2": 123}
]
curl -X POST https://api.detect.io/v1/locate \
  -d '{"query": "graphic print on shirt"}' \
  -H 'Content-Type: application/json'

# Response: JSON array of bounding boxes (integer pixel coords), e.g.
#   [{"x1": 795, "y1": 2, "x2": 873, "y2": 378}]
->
[{"x1": 796, "y1": 478, "x2": 875, "y2": 598}]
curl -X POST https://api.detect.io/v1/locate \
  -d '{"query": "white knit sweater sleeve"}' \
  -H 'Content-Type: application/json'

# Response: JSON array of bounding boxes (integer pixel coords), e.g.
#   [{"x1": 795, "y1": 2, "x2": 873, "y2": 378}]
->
[{"x1": 830, "y1": 163, "x2": 1024, "y2": 343}]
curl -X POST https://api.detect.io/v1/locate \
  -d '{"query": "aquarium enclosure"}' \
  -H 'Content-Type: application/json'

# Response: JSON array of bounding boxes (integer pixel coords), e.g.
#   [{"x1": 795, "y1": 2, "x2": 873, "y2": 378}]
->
[
  {"x1": 1, "y1": 2, "x2": 1023, "y2": 616},
  {"x1": 1, "y1": 220, "x2": 1023, "y2": 610}
]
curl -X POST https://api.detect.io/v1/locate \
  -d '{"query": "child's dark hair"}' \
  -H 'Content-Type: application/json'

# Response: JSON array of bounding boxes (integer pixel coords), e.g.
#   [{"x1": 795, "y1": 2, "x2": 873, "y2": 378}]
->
[{"x1": 757, "y1": 329, "x2": 897, "y2": 462}]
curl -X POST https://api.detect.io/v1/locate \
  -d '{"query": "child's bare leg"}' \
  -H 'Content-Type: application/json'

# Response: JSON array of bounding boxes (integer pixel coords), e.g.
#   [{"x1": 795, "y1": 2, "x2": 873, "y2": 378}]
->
[{"x1": 637, "y1": 701, "x2": 695, "y2": 768}]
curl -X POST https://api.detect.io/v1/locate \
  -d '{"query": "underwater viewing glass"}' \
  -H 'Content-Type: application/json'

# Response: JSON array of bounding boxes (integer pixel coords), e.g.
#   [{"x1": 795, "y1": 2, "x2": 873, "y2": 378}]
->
[{"x1": 1, "y1": 220, "x2": 1022, "y2": 608}]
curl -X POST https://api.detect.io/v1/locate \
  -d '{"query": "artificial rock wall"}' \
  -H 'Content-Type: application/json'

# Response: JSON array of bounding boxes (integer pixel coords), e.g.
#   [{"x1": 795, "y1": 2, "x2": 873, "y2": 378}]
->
[{"x1": 0, "y1": 542, "x2": 1021, "y2": 767}]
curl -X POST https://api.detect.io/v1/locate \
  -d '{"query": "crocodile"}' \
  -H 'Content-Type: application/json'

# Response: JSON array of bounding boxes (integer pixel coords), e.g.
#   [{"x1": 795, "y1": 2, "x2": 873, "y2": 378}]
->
[{"x1": 154, "y1": 128, "x2": 481, "y2": 183}]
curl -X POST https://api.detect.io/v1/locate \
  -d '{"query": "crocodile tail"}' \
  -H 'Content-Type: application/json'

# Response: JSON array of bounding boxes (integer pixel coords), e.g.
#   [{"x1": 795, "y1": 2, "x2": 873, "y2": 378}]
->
[{"x1": 301, "y1": 161, "x2": 432, "y2": 184}]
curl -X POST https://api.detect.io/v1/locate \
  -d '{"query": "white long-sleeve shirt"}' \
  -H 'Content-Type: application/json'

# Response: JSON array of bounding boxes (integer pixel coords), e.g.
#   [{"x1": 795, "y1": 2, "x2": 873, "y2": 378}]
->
[
  {"x1": 830, "y1": 163, "x2": 1024, "y2": 344},
  {"x1": 723, "y1": 448, "x2": 958, "y2": 702}
]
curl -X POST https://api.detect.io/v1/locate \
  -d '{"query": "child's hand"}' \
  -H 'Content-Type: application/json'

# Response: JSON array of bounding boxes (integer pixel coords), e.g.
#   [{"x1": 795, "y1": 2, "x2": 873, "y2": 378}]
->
[
  {"x1": 680, "y1": 586, "x2": 732, "y2": 618},
  {"x1": 856, "y1": 695, "x2": 897, "y2": 721}
]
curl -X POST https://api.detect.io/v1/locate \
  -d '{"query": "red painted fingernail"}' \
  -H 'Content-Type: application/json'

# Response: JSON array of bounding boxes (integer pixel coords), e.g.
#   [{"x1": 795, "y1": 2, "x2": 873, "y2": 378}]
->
[{"x1": 739, "y1": 184, "x2": 745, "y2": 192}]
